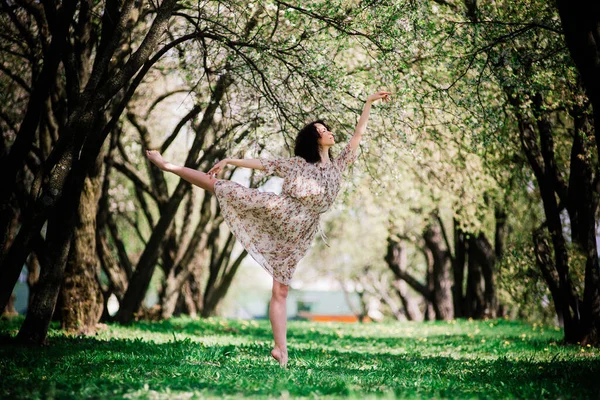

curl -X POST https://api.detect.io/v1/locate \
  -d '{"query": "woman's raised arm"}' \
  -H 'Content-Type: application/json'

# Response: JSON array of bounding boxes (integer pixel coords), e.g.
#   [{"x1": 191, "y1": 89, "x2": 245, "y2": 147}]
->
[{"x1": 349, "y1": 91, "x2": 392, "y2": 152}]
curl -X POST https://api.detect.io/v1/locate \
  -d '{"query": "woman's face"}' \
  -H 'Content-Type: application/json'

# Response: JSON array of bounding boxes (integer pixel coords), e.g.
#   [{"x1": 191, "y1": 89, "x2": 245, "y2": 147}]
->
[{"x1": 315, "y1": 123, "x2": 335, "y2": 147}]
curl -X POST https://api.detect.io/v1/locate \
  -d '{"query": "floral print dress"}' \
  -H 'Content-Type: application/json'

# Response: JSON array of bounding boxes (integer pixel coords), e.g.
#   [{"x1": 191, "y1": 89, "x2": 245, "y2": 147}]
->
[{"x1": 213, "y1": 142, "x2": 358, "y2": 285}]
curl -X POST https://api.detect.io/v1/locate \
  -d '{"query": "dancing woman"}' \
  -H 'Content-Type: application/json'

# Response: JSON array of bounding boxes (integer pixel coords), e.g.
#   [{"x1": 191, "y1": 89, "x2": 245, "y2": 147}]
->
[{"x1": 146, "y1": 91, "x2": 392, "y2": 367}]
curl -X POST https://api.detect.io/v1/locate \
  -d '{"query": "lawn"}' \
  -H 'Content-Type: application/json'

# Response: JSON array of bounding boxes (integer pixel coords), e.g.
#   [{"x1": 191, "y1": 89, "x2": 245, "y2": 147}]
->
[{"x1": 0, "y1": 316, "x2": 599, "y2": 399}]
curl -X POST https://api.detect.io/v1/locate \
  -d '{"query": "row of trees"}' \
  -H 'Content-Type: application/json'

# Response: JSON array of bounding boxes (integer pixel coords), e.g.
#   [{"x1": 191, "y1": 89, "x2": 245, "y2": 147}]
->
[
  {"x1": 302, "y1": 0, "x2": 600, "y2": 345},
  {"x1": 0, "y1": 0, "x2": 382, "y2": 343}
]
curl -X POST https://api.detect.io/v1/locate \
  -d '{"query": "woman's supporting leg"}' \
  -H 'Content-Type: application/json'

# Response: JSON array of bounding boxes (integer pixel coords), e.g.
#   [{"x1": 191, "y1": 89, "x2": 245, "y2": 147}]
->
[
  {"x1": 146, "y1": 150, "x2": 216, "y2": 193},
  {"x1": 270, "y1": 278, "x2": 289, "y2": 367}
]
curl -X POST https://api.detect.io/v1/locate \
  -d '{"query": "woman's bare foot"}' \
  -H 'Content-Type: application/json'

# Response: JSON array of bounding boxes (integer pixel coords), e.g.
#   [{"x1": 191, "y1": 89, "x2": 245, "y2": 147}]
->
[
  {"x1": 145, "y1": 150, "x2": 169, "y2": 171},
  {"x1": 271, "y1": 347, "x2": 288, "y2": 368}
]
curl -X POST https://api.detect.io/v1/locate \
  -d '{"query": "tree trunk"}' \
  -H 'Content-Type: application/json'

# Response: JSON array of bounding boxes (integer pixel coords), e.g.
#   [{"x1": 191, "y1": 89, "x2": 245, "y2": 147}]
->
[
  {"x1": 392, "y1": 278, "x2": 421, "y2": 321},
  {"x1": 187, "y1": 264, "x2": 205, "y2": 314},
  {"x1": 471, "y1": 233, "x2": 498, "y2": 318},
  {"x1": 555, "y1": 0, "x2": 600, "y2": 156},
  {"x1": 58, "y1": 163, "x2": 104, "y2": 333},
  {"x1": 385, "y1": 237, "x2": 421, "y2": 321},
  {"x1": 533, "y1": 227, "x2": 565, "y2": 327},
  {"x1": 452, "y1": 219, "x2": 466, "y2": 318},
  {"x1": 1, "y1": 195, "x2": 22, "y2": 317},
  {"x1": 494, "y1": 207, "x2": 506, "y2": 261},
  {"x1": 568, "y1": 106, "x2": 600, "y2": 345},
  {"x1": 16, "y1": 107, "x2": 107, "y2": 342},
  {"x1": 16, "y1": 165, "x2": 83, "y2": 344},
  {"x1": 160, "y1": 268, "x2": 192, "y2": 319},
  {"x1": 2, "y1": 294, "x2": 17, "y2": 317},
  {"x1": 423, "y1": 223, "x2": 454, "y2": 320},
  {"x1": 342, "y1": 280, "x2": 368, "y2": 322},
  {"x1": 180, "y1": 281, "x2": 198, "y2": 318},
  {"x1": 201, "y1": 238, "x2": 247, "y2": 317},
  {"x1": 465, "y1": 236, "x2": 484, "y2": 318}
]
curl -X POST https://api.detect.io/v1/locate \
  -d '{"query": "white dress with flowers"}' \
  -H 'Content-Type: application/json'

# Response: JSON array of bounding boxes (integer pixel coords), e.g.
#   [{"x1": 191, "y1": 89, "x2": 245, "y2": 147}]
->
[{"x1": 213, "y1": 143, "x2": 358, "y2": 285}]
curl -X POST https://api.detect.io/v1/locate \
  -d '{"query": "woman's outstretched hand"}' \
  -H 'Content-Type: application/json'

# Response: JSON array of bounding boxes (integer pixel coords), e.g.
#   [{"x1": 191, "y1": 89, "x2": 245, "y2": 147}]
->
[
  {"x1": 146, "y1": 150, "x2": 169, "y2": 171},
  {"x1": 207, "y1": 159, "x2": 228, "y2": 177},
  {"x1": 367, "y1": 91, "x2": 392, "y2": 103}
]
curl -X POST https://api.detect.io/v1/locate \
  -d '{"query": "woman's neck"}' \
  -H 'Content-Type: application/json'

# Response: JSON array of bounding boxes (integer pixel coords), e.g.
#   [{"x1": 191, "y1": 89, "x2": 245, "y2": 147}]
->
[{"x1": 318, "y1": 146, "x2": 330, "y2": 164}]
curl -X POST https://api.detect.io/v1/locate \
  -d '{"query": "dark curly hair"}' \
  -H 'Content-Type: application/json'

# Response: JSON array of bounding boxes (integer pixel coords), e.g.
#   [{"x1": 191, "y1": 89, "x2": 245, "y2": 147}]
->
[{"x1": 294, "y1": 120, "x2": 333, "y2": 164}]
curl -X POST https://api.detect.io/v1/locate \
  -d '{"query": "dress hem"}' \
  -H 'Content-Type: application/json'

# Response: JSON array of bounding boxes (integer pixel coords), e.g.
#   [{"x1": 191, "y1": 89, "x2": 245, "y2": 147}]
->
[{"x1": 214, "y1": 180, "x2": 292, "y2": 286}]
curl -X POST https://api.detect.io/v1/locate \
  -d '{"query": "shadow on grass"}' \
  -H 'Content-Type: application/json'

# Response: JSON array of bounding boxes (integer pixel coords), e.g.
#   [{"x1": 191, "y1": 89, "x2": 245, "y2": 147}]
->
[{"x1": 1, "y1": 330, "x2": 599, "y2": 399}]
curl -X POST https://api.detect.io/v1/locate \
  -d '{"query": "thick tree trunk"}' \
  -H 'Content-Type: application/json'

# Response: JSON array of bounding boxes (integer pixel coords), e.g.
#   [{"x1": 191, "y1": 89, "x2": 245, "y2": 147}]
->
[
  {"x1": 555, "y1": 0, "x2": 600, "y2": 156},
  {"x1": 509, "y1": 93, "x2": 582, "y2": 342},
  {"x1": 580, "y1": 225, "x2": 600, "y2": 345},
  {"x1": 393, "y1": 278, "x2": 421, "y2": 321},
  {"x1": 24, "y1": 252, "x2": 40, "y2": 309},
  {"x1": 1, "y1": 197, "x2": 22, "y2": 317},
  {"x1": 423, "y1": 223, "x2": 454, "y2": 320},
  {"x1": 16, "y1": 167, "x2": 82, "y2": 343},
  {"x1": 58, "y1": 163, "x2": 104, "y2": 333},
  {"x1": 16, "y1": 104, "x2": 112, "y2": 343},
  {"x1": 470, "y1": 233, "x2": 498, "y2": 318},
  {"x1": 465, "y1": 237, "x2": 484, "y2": 319}
]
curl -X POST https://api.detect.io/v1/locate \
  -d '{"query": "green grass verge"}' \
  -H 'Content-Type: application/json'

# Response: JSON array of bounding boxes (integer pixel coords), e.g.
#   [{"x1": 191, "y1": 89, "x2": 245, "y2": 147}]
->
[{"x1": 0, "y1": 316, "x2": 598, "y2": 399}]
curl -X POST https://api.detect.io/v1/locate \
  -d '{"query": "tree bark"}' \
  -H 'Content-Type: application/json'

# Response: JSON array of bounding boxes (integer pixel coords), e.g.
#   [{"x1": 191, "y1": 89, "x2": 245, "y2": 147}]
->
[
  {"x1": 384, "y1": 237, "x2": 421, "y2": 321},
  {"x1": 470, "y1": 233, "x2": 497, "y2": 318},
  {"x1": 202, "y1": 228, "x2": 248, "y2": 317},
  {"x1": 160, "y1": 194, "x2": 213, "y2": 319},
  {"x1": 58, "y1": 155, "x2": 104, "y2": 333},
  {"x1": 423, "y1": 222, "x2": 454, "y2": 320},
  {"x1": 465, "y1": 236, "x2": 484, "y2": 319},
  {"x1": 452, "y1": 219, "x2": 466, "y2": 318},
  {"x1": 555, "y1": 0, "x2": 600, "y2": 158},
  {"x1": 26, "y1": 252, "x2": 40, "y2": 310},
  {"x1": 533, "y1": 226, "x2": 565, "y2": 326},
  {"x1": 2, "y1": 294, "x2": 17, "y2": 317}
]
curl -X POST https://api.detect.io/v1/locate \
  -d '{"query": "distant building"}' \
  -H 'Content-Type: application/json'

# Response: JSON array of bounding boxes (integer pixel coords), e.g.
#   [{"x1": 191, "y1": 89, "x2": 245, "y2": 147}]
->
[{"x1": 287, "y1": 289, "x2": 366, "y2": 322}]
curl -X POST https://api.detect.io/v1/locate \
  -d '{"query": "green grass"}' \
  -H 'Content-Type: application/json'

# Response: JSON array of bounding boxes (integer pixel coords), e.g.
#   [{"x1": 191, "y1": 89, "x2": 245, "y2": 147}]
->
[{"x1": 1, "y1": 316, "x2": 598, "y2": 399}]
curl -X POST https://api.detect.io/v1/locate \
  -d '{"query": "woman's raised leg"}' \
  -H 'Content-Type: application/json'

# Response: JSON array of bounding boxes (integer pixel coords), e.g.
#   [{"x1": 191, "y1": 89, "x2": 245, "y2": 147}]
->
[
  {"x1": 146, "y1": 150, "x2": 216, "y2": 193},
  {"x1": 270, "y1": 278, "x2": 289, "y2": 367}
]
